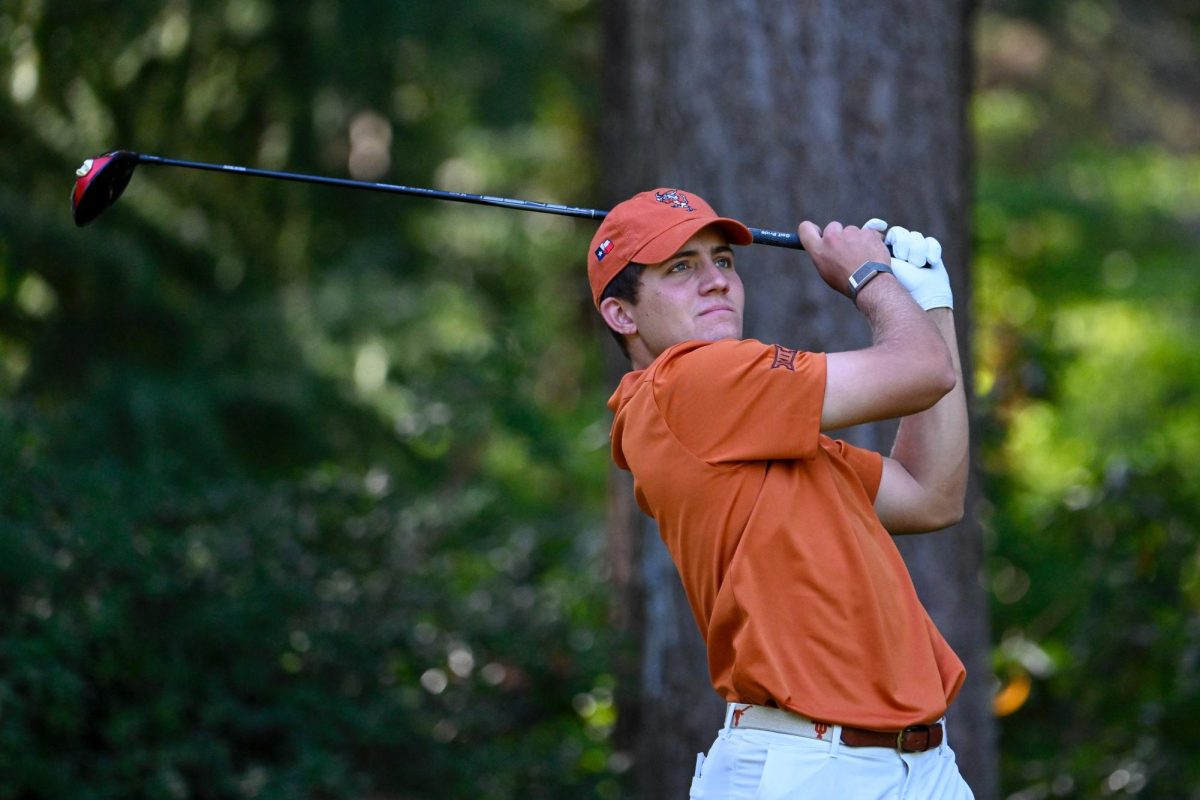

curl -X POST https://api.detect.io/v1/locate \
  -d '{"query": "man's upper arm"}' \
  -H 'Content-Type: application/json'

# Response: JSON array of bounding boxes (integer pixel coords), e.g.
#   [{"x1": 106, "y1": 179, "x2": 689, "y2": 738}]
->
[
  {"x1": 874, "y1": 456, "x2": 959, "y2": 534},
  {"x1": 821, "y1": 343, "x2": 953, "y2": 431},
  {"x1": 819, "y1": 275, "x2": 956, "y2": 432}
]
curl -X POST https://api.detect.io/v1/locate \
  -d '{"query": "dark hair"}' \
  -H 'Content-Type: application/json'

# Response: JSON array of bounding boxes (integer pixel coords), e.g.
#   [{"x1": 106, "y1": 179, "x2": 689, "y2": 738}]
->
[{"x1": 599, "y1": 262, "x2": 646, "y2": 360}]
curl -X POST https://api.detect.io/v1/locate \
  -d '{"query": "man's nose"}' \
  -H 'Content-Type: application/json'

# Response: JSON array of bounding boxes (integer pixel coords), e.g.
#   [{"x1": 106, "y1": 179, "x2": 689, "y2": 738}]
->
[{"x1": 698, "y1": 259, "x2": 729, "y2": 292}]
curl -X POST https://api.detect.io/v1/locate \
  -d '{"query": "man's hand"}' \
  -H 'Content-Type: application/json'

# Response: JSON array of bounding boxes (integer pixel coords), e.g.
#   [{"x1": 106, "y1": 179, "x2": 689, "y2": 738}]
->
[
  {"x1": 809, "y1": 218, "x2": 955, "y2": 432},
  {"x1": 797, "y1": 221, "x2": 893, "y2": 299},
  {"x1": 864, "y1": 219, "x2": 954, "y2": 311}
]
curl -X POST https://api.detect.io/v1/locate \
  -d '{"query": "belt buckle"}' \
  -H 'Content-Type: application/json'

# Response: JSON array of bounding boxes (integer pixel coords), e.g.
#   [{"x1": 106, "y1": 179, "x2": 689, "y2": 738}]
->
[{"x1": 896, "y1": 724, "x2": 930, "y2": 753}]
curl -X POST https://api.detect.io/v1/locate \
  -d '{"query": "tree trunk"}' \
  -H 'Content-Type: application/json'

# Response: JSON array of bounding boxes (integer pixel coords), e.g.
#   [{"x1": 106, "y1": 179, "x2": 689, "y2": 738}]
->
[{"x1": 599, "y1": 2, "x2": 996, "y2": 798}]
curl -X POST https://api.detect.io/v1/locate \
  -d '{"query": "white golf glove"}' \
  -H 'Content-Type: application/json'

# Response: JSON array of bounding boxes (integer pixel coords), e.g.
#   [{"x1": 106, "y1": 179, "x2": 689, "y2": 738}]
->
[{"x1": 864, "y1": 218, "x2": 953, "y2": 310}]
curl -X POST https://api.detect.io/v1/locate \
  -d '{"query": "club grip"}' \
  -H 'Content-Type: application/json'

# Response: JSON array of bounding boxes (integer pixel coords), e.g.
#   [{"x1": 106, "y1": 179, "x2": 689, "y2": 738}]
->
[{"x1": 749, "y1": 227, "x2": 803, "y2": 251}]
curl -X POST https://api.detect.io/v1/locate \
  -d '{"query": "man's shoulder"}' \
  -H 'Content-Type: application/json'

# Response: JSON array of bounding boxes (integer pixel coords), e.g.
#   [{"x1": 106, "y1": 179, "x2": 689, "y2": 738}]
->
[
  {"x1": 653, "y1": 337, "x2": 768, "y2": 371},
  {"x1": 654, "y1": 337, "x2": 822, "y2": 379}
]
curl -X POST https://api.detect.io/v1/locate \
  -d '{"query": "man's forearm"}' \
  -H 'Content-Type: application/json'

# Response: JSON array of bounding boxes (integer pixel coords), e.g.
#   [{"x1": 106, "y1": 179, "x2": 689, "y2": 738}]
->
[
  {"x1": 819, "y1": 277, "x2": 956, "y2": 431},
  {"x1": 888, "y1": 309, "x2": 969, "y2": 526}
]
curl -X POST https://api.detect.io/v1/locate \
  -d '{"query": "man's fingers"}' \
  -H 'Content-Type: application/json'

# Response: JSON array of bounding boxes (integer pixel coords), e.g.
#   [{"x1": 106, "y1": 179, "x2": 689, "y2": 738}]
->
[
  {"x1": 797, "y1": 221, "x2": 824, "y2": 251},
  {"x1": 886, "y1": 226, "x2": 930, "y2": 266},
  {"x1": 822, "y1": 220, "x2": 845, "y2": 237},
  {"x1": 926, "y1": 237, "x2": 943, "y2": 267},
  {"x1": 904, "y1": 230, "x2": 928, "y2": 266},
  {"x1": 887, "y1": 226, "x2": 910, "y2": 260}
]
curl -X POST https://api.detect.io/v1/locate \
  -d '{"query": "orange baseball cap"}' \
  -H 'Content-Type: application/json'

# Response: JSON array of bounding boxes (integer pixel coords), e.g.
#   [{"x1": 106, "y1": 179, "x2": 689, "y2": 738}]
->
[{"x1": 587, "y1": 188, "x2": 753, "y2": 307}]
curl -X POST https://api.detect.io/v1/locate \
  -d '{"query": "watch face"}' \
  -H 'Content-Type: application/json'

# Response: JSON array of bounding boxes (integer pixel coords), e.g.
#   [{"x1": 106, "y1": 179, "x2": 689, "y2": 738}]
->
[
  {"x1": 850, "y1": 264, "x2": 876, "y2": 287},
  {"x1": 849, "y1": 262, "x2": 891, "y2": 302}
]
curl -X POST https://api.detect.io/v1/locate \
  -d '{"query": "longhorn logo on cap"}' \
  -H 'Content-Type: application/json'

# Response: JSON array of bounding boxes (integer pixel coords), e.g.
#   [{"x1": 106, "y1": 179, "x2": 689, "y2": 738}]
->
[{"x1": 655, "y1": 190, "x2": 695, "y2": 212}]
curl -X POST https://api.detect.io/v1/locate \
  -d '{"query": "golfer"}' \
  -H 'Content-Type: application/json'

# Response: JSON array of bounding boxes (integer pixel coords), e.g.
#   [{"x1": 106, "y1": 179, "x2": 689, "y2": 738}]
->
[{"x1": 590, "y1": 188, "x2": 972, "y2": 798}]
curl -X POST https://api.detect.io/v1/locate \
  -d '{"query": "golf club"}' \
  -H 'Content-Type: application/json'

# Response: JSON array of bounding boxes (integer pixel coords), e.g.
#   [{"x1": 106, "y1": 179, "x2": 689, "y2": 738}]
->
[{"x1": 71, "y1": 150, "x2": 804, "y2": 249}]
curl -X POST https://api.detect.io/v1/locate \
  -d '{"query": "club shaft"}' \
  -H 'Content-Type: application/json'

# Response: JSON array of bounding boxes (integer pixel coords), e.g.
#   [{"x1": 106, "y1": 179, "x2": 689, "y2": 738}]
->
[{"x1": 135, "y1": 154, "x2": 804, "y2": 251}]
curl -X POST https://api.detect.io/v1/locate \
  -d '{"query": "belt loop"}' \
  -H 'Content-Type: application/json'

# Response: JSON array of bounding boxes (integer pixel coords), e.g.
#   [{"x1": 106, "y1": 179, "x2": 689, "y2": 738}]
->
[
  {"x1": 721, "y1": 703, "x2": 735, "y2": 738},
  {"x1": 938, "y1": 716, "x2": 948, "y2": 752},
  {"x1": 829, "y1": 723, "x2": 842, "y2": 758}
]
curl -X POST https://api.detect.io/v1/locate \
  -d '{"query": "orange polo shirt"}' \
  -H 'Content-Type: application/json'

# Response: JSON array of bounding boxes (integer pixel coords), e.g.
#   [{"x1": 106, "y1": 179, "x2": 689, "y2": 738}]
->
[{"x1": 608, "y1": 338, "x2": 964, "y2": 730}]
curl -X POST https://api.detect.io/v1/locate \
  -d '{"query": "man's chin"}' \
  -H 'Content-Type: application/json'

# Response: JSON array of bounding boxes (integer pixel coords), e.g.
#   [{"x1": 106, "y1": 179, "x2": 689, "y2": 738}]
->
[{"x1": 698, "y1": 324, "x2": 742, "y2": 342}]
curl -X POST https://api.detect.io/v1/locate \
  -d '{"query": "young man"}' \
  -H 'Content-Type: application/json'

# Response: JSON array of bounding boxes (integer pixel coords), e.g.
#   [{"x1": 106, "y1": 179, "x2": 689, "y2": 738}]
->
[{"x1": 590, "y1": 188, "x2": 972, "y2": 799}]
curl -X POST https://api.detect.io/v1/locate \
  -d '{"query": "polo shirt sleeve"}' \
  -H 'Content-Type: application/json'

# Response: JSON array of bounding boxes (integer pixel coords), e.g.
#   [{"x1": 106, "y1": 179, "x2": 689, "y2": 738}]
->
[
  {"x1": 652, "y1": 339, "x2": 826, "y2": 463},
  {"x1": 820, "y1": 435, "x2": 884, "y2": 501}
]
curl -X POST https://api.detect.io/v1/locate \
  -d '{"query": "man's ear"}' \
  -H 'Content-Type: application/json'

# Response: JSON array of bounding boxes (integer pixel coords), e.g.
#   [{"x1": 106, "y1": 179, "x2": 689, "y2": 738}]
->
[{"x1": 599, "y1": 297, "x2": 638, "y2": 336}]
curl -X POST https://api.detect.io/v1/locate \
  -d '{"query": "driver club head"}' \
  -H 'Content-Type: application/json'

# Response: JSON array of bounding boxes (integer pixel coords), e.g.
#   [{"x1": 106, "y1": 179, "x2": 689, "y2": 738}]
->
[{"x1": 71, "y1": 150, "x2": 139, "y2": 226}]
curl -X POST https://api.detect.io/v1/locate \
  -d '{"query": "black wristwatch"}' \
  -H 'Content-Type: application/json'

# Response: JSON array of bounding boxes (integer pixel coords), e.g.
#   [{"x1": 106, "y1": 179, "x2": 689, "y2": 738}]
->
[{"x1": 848, "y1": 261, "x2": 894, "y2": 305}]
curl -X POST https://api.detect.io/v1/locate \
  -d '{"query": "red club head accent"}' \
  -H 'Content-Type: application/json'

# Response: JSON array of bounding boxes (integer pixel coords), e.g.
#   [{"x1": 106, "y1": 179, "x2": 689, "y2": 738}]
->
[{"x1": 71, "y1": 150, "x2": 139, "y2": 226}]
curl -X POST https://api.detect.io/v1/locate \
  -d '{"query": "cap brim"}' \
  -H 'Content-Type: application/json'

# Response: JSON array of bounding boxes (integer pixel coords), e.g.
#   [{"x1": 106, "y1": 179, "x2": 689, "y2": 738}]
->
[{"x1": 632, "y1": 216, "x2": 753, "y2": 265}]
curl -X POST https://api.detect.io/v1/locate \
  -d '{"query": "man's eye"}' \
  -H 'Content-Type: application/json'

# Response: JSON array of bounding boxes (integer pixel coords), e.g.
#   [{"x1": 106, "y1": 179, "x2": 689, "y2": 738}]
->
[
  {"x1": 716, "y1": 258, "x2": 733, "y2": 269},
  {"x1": 668, "y1": 261, "x2": 690, "y2": 273}
]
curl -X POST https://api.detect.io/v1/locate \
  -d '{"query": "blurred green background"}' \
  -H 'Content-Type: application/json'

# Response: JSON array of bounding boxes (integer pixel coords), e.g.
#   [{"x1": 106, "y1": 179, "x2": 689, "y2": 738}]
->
[
  {"x1": 975, "y1": 3, "x2": 1200, "y2": 797},
  {"x1": 1, "y1": 1, "x2": 1198, "y2": 798}
]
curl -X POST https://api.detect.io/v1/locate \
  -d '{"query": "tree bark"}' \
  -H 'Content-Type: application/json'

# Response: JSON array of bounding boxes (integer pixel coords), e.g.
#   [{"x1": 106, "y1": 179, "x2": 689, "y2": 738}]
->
[{"x1": 600, "y1": 2, "x2": 996, "y2": 798}]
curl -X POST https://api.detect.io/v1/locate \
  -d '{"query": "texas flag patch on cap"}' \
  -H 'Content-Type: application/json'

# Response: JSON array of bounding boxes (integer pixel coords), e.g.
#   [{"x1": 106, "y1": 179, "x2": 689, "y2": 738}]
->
[{"x1": 594, "y1": 238, "x2": 614, "y2": 261}]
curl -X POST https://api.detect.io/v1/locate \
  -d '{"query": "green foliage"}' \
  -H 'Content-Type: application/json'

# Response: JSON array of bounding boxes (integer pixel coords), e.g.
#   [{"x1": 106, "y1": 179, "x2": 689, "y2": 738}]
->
[
  {"x1": 0, "y1": 404, "x2": 615, "y2": 799},
  {"x1": 0, "y1": 1, "x2": 616, "y2": 798},
  {"x1": 976, "y1": 2, "x2": 1200, "y2": 796}
]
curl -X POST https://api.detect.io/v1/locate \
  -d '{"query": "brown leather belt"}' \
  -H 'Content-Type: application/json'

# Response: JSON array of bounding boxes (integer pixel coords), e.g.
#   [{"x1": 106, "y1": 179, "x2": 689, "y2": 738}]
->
[
  {"x1": 841, "y1": 723, "x2": 944, "y2": 752},
  {"x1": 728, "y1": 703, "x2": 944, "y2": 753}
]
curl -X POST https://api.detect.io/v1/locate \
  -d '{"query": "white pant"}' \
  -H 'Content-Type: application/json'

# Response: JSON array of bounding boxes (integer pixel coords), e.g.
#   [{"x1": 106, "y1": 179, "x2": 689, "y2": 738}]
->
[{"x1": 688, "y1": 718, "x2": 974, "y2": 799}]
